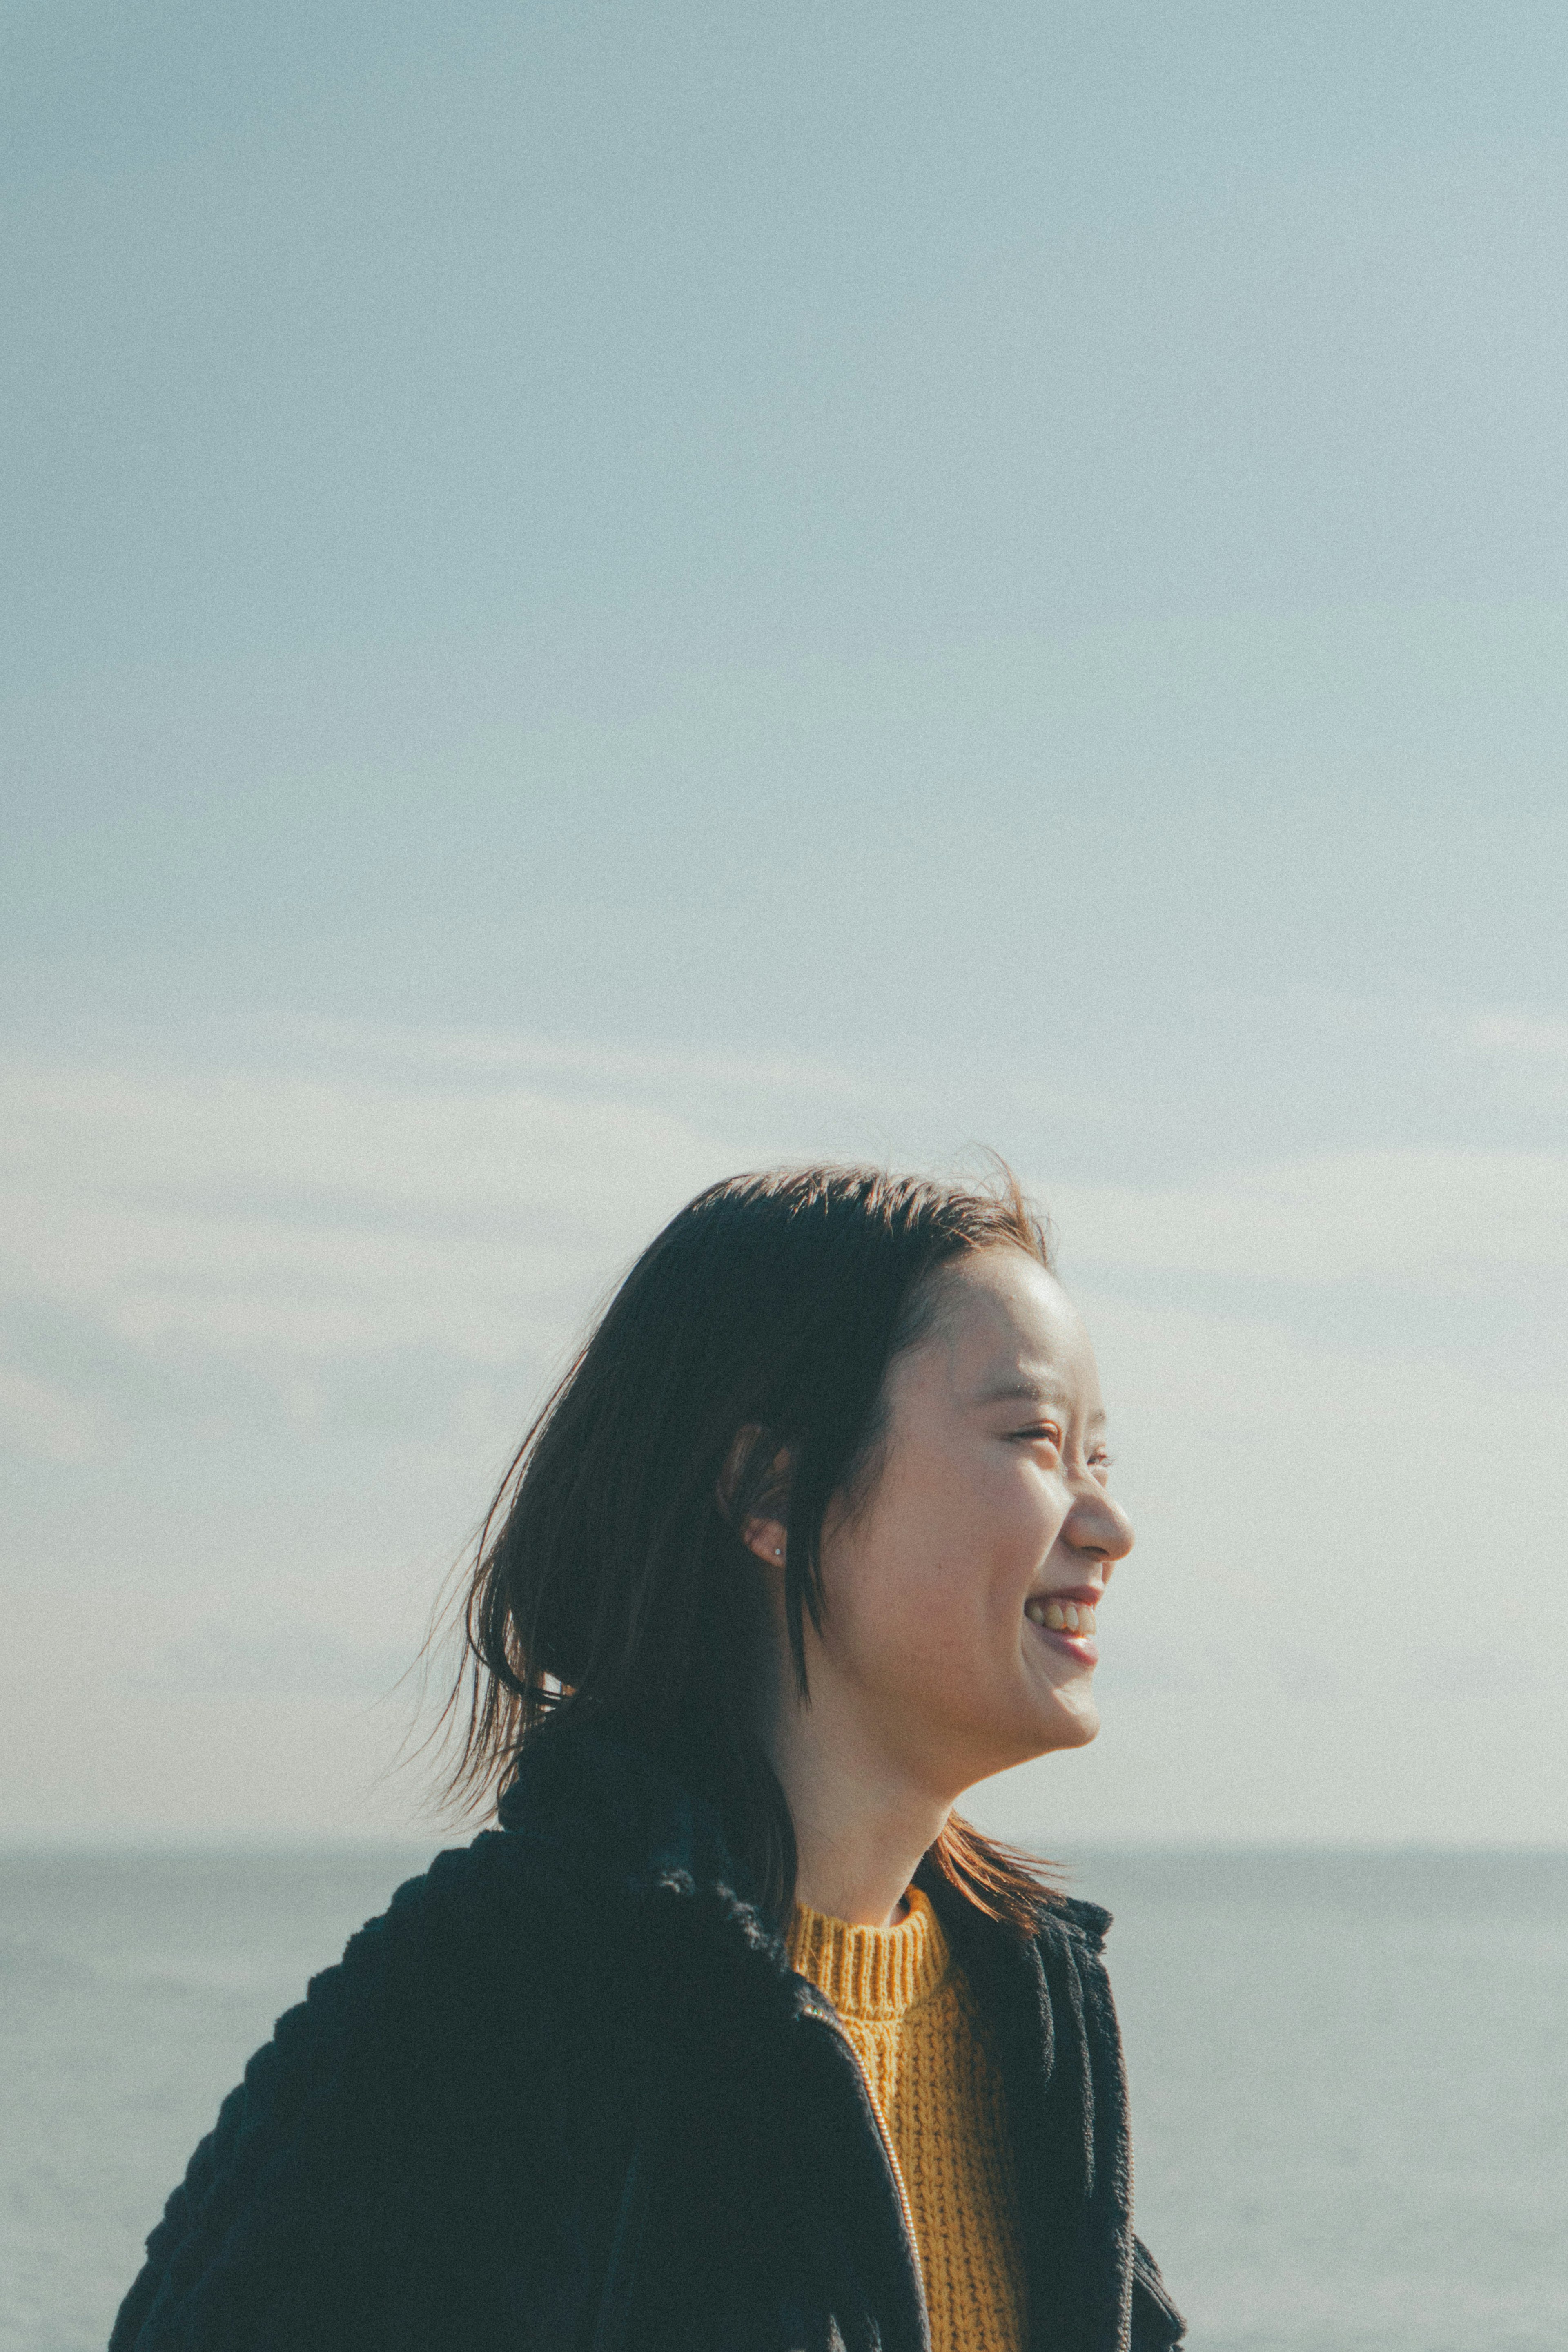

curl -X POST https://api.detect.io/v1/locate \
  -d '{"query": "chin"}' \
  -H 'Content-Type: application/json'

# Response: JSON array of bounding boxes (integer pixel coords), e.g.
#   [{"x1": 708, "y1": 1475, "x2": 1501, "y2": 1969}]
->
[
  {"x1": 1038, "y1": 1695, "x2": 1100, "y2": 1753},
  {"x1": 980, "y1": 1696, "x2": 1101, "y2": 1774}
]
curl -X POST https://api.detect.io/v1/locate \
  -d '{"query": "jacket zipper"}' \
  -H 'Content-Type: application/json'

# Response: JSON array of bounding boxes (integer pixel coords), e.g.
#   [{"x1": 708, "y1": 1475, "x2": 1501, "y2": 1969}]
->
[{"x1": 808, "y1": 2010, "x2": 928, "y2": 2330}]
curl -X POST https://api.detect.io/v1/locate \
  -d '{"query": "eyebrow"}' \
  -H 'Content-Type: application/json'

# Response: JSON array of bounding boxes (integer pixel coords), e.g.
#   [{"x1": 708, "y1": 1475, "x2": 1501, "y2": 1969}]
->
[{"x1": 975, "y1": 1371, "x2": 1107, "y2": 1428}]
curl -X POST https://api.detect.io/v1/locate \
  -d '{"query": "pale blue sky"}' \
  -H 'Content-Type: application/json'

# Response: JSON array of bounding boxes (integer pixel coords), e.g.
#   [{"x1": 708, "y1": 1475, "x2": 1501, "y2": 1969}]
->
[{"x1": 3, "y1": 2, "x2": 1566, "y2": 1846}]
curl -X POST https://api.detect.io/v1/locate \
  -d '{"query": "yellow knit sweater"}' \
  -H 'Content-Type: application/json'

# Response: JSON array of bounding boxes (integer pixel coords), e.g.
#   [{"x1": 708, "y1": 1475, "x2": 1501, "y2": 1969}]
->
[{"x1": 786, "y1": 1887, "x2": 1027, "y2": 2352}]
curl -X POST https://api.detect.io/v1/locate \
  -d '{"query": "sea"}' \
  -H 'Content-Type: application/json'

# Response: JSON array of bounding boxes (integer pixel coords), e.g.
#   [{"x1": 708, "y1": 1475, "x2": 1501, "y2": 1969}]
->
[{"x1": 2, "y1": 1845, "x2": 1565, "y2": 2352}]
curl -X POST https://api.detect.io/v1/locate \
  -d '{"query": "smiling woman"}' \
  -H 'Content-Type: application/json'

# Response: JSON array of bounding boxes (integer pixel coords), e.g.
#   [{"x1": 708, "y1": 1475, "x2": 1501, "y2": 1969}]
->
[{"x1": 111, "y1": 1164, "x2": 1185, "y2": 2352}]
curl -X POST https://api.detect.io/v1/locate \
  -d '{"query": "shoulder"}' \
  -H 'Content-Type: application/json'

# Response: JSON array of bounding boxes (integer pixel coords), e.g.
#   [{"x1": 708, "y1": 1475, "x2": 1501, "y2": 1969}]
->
[
  {"x1": 112, "y1": 1828, "x2": 634, "y2": 2349},
  {"x1": 178, "y1": 1824, "x2": 617, "y2": 2175},
  {"x1": 284, "y1": 1822, "x2": 631, "y2": 2087}
]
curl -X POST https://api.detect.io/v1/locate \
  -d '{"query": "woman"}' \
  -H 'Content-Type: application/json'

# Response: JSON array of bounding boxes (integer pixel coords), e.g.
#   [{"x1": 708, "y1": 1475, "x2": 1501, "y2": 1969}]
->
[{"x1": 114, "y1": 1164, "x2": 1186, "y2": 2352}]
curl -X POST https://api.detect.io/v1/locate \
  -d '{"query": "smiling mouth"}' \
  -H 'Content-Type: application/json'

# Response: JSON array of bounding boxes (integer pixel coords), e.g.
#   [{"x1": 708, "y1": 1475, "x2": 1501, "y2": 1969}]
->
[{"x1": 1024, "y1": 1598, "x2": 1097, "y2": 1635}]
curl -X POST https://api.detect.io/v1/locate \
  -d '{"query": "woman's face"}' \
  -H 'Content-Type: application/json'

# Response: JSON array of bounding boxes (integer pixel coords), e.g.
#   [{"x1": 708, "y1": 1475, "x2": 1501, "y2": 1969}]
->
[{"x1": 806, "y1": 1246, "x2": 1135, "y2": 1801}]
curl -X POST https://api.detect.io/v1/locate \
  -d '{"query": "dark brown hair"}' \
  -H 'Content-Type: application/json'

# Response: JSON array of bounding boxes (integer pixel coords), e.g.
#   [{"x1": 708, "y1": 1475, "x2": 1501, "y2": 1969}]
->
[{"x1": 437, "y1": 1161, "x2": 1060, "y2": 1931}]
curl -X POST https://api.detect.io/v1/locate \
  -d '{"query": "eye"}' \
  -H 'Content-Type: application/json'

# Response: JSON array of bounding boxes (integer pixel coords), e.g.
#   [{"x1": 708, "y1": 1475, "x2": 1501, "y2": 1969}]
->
[
  {"x1": 1089, "y1": 1446, "x2": 1116, "y2": 1477},
  {"x1": 1010, "y1": 1421, "x2": 1063, "y2": 1449}
]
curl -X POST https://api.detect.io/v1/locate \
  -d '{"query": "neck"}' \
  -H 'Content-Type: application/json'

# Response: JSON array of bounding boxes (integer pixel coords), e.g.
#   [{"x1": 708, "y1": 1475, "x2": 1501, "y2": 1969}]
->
[{"x1": 765, "y1": 1681, "x2": 951, "y2": 1930}]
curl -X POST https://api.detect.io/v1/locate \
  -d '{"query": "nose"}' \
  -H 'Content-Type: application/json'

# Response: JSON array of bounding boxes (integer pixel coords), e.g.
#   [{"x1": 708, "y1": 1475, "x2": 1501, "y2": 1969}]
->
[{"x1": 1062, "y1": 1480, "x2": 1135, "y2": 1573}]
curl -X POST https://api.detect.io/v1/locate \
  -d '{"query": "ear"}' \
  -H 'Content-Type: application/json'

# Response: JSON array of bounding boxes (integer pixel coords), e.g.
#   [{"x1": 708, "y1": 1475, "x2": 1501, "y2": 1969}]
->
[{"x1": 717, "y1": 1424, "x2": 791, "y2": 1569}]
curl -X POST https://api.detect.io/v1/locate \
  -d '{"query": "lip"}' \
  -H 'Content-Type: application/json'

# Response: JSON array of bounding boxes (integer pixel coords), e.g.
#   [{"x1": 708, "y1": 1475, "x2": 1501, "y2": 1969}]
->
[{"x1": 1027, "y1": 1619, "x2": 1099, "y2": 1666}]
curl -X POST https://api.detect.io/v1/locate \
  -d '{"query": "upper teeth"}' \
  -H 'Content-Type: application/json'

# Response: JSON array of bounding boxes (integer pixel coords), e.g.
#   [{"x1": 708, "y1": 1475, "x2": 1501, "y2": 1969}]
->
[{"x1": 1025, "y1": 1598, "x2": 1096, "y2": 1634}]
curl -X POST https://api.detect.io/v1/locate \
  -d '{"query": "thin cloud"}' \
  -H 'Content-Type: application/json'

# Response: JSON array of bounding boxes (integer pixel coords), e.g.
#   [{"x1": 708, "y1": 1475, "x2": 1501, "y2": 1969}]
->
[
  {"x1": 5, "y1": 1041, "x2": 1566, "y2": 1391},
  {"x1": 1051, "y1": 1152, "x2": 1568, "y2": 1286},
  {"x1": 0, "y1": 1363, "x2": 100, "y2": 1463},
  {"x1": 1465, "y1": 1013, "x2": 1568, "y2": 1061}
]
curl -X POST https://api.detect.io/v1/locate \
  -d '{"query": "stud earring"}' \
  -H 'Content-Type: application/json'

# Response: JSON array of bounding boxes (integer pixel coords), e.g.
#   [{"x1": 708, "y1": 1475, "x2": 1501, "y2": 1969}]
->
[{"x1": 774, "y1": 1546, "x2": 782, "y2": 1558}]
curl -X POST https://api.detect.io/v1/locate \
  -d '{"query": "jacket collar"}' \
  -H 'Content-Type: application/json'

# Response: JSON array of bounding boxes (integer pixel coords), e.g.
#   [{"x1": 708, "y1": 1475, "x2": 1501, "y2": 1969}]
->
[
  {"x1": 496, "y1": 1711, "x2": 816, "y2": 2019},
  {"x1": 497, "y1": 1710, "x2": 743, "y2": 1895}
]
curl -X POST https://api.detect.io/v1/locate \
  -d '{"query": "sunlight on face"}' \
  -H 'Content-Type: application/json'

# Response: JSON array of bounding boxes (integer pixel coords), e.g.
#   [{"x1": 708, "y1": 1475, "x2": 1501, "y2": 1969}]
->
[{"x1": 816, "y1": 1246, "x2": 1135, "y2": 1802}]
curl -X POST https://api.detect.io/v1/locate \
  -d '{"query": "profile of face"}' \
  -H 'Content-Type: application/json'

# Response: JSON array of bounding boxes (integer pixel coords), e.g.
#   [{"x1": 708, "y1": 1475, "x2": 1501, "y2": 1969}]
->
[{"x1": 755, "y1": 1246, "x2": 1135, "y2": 1806}]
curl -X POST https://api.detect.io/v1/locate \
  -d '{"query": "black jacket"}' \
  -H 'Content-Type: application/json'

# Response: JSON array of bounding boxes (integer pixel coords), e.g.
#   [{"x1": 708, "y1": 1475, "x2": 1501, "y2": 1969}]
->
[{"x1": 112, "y1": 1721, "x2": 1186, "y2": 2352}]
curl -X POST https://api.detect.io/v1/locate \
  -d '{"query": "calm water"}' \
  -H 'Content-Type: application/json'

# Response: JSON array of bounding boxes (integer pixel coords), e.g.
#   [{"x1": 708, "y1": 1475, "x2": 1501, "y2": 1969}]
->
[{"x1": 2, "y1": 1846, "x2": 1565, "y2": 2350}]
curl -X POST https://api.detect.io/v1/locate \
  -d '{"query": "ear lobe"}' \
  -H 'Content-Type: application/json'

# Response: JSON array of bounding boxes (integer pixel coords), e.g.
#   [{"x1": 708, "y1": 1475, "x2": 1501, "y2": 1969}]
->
[{"x1": 740, "y1": 1514, "x2": 788, "y2": 1570}]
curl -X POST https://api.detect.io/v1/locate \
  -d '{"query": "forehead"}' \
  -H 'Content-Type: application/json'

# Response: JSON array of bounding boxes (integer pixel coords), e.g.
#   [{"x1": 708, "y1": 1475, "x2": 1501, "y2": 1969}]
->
[{"x1": 906, "y1": 1247, "x2": 1103, "y2": 1411}]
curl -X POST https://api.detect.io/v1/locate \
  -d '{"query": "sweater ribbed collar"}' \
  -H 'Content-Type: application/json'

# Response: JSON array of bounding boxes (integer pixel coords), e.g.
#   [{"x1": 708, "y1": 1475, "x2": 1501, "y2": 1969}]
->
[{"x1": 787, "y1": 1885, "x2": 952, "y2": 2022}]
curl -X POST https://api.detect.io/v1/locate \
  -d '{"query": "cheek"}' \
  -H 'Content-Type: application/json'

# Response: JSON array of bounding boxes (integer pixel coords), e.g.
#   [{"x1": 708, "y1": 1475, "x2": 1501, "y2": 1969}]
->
[
  {"x1": 836, "y1": 1458, "x2": 1055, "y2": 1656},
  {"x1": 915, "y1": 1451, "x2": 1060, "y2": 1578}
]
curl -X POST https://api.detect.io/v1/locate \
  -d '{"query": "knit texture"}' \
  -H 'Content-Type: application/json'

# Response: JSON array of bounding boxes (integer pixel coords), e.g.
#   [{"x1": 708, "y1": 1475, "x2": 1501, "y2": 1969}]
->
[
  {"x1": 787, "y1": 1888, "x2": 1028, "y2": 2352},
  {"x1": 110, "y1": 1714, "x2": 1187, "y2": 2351}
]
